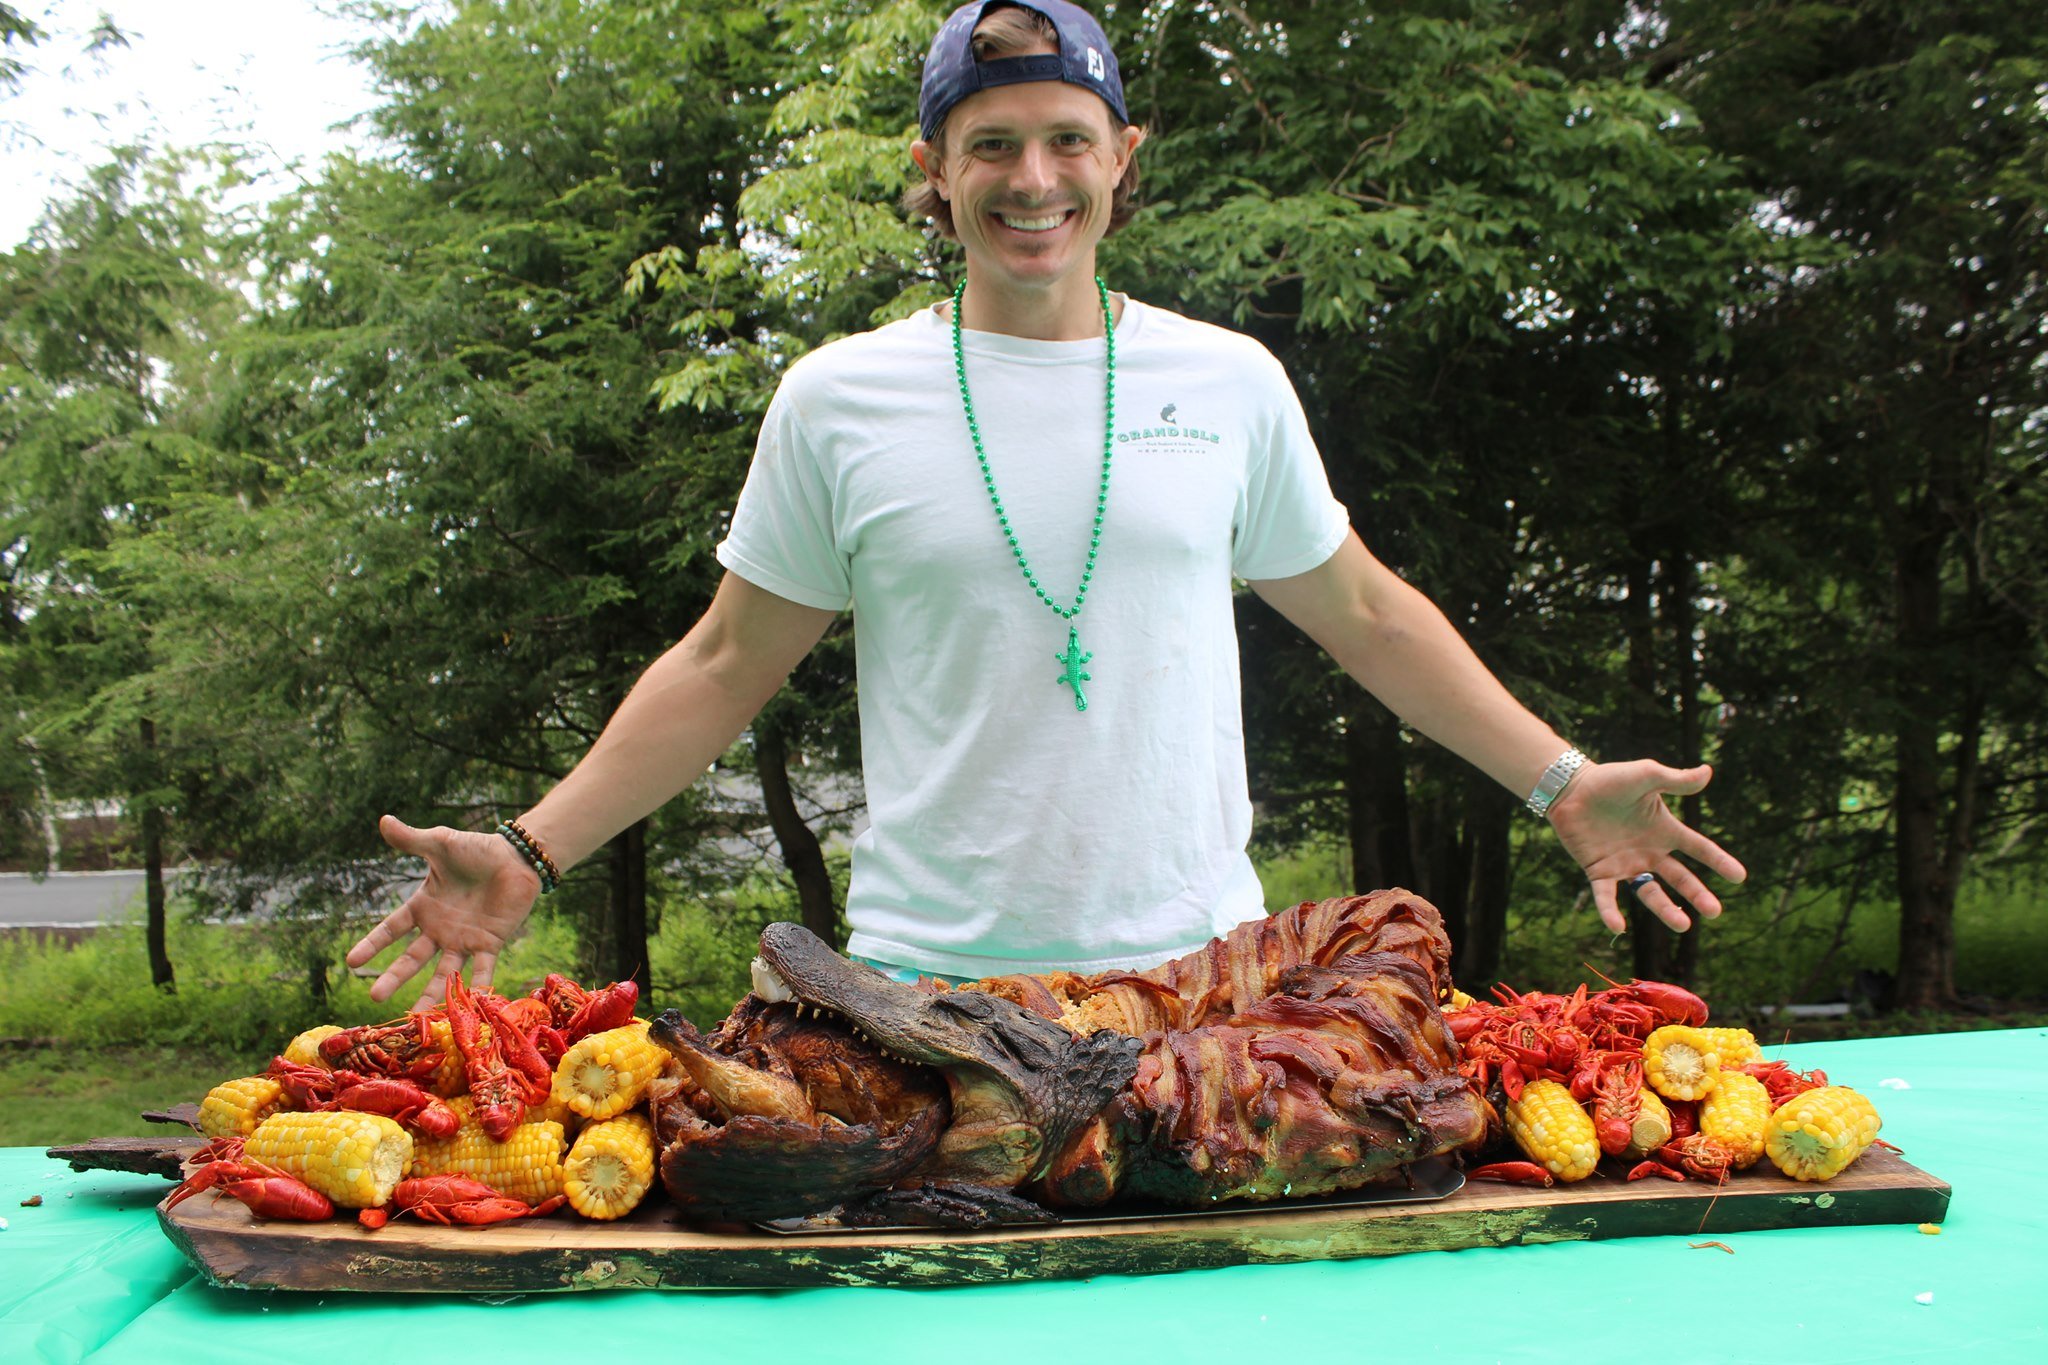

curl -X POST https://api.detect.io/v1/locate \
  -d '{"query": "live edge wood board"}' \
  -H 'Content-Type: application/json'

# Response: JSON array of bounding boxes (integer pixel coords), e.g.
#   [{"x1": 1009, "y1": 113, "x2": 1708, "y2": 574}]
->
[{"x1": 158, "y1": 1149, "x2": 1949, "y2": 1293}]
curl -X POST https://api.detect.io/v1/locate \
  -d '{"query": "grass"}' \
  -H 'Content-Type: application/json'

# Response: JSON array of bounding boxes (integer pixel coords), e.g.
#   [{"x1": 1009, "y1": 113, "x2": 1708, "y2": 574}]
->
[{"x1": 0, "y1": 1045, "x2": 246, "y2": 1146}]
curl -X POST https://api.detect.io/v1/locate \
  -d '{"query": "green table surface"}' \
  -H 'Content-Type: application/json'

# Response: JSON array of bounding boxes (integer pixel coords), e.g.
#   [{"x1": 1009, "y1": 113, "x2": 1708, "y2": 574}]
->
[{"x1": 3, "y1": 1028, "x2": 2041, "y2": 1365}]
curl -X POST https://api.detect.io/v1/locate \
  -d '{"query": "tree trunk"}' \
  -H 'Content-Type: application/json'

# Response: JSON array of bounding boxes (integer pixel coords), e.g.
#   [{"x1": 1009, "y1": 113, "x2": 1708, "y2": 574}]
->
[
  {"x1": 607, "y1": 818, "x2": 650, "y2": 988},
  {"x1": 1344, "y1": 706, "x2": 1416, "y2": 893},
  {"x1": 1891, "y1": 523, "x2": 1958, "y2": 1009},
  {"x1": 1459, "y1": 772, "x2": 1513, "y2": 989},
  {"x1": 1417, "y1": 786, "x2": 1471, "y2": 958},
  {"x1": 139, "y1": 717, "x2": 174, "y2": 991},
  {"x1": 755, "y1": 724, "x2": 840, "y2": 946},
  {"x1": 1668, "y1": 553, "x2": 1703, "y2": 987},
  {"x1": 1620, "y1": 554, "x2": 1674, "y2": 980}
]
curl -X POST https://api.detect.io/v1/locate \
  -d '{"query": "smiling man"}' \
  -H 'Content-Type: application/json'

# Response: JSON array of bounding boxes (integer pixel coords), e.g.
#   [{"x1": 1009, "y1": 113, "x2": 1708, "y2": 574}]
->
[{"x1": 351, "y1": 0, "x2": 1745, "y2": 1006}]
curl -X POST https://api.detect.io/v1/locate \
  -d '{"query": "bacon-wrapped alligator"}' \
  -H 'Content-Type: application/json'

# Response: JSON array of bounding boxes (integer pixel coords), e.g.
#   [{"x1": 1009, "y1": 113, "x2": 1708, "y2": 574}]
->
[{"x1": 648, "y1": 890, "x2": 1491, "y2": 1227}]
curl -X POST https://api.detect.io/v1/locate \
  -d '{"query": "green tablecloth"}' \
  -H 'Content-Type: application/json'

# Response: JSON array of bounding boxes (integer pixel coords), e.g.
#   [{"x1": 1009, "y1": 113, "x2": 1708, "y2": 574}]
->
[{"x1": 4, "y1": 1028, "x2": 2041, "y2": 1364}]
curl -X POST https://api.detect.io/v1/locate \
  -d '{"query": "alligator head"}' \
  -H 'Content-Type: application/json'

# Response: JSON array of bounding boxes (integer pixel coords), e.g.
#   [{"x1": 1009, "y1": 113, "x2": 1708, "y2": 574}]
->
[
  {"x1": 750, "y1": 922, "x2": 1142, "y2": 1191},
  {"x1": 649, "y1": 923, "x2": 1140, "y2": 1225}
]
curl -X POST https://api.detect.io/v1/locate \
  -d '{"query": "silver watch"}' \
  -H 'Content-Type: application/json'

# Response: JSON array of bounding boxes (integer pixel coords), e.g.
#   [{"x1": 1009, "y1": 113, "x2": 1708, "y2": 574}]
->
[{"x1": 1525, "y1": 747, "x2": 1588, "y2": 817}]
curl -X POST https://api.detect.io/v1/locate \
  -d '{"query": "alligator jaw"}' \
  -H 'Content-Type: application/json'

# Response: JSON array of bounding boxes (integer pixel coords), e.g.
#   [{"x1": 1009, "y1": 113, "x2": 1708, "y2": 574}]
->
[{"x1": 755, "y1": 923, "x2": 1140, "y2": 1185}]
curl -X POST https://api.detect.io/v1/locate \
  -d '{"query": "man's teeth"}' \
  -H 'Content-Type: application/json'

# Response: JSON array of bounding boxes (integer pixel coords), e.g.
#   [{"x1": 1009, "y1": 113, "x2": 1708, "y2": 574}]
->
[{"x1": 998, "y1": 211, "x2": 1067, "y2": 232}]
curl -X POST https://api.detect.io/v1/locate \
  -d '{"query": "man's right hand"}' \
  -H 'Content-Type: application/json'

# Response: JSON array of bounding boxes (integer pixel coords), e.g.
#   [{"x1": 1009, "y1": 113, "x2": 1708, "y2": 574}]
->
[{"x1": 347, "y1": 814, "x2": 542, "y2": 1009}]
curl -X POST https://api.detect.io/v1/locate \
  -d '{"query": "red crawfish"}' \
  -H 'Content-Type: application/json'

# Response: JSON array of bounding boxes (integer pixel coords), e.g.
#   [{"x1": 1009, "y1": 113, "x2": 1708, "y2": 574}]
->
[
  {"x1": 445, "y1": 974, "x2": 552, "y2": 1140},
  {"x1": 164, "y1": 1137, "x2": 333, "y2": 1222},
  {"x1": 266, "y1": 1057, "x2": 460, "y2": 1140},
  {"x1": 357, "y1": 1175, "x2": 566, "y2": 1229}
]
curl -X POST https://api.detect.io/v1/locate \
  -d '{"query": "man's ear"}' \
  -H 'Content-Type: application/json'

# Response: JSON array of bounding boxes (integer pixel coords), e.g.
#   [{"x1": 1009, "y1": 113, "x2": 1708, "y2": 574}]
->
[
  {"x1": 1113, "y1": 124, "x2": 1145, "y2": 178},
  {"x1": 911, "y1": 140, "x2": 950, "y2": 201}
]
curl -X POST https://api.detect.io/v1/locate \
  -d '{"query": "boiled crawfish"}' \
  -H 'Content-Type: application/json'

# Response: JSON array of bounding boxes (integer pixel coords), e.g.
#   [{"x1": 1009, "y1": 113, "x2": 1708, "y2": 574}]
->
[
  {"x1": 164, "y1": 1136, "x2": 333, "y2": 1222},
  {"x1": 266, "y1": 1057, "x2": 461, "y2": 1140},
  {"x1": 444, "y1": 974, "x2": 553, "y2": 1140},
  {"x1": 357, "y1": 1175, "x2": 565, "y2": 1229}
]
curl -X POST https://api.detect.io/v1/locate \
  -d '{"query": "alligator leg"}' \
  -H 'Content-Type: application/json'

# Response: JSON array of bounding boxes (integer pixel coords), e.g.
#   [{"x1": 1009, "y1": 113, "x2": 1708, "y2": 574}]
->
[{"x1": 840, "y1": 1182, "x2": 1062, "y2": 1230}]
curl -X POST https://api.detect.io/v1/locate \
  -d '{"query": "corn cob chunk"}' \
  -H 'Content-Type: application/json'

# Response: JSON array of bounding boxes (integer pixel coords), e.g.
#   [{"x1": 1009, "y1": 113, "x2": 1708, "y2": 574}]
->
[
  {"x1": 564, "y1": 1112, "x2": 656, "y2": 1220},
  {"x1": 527, "y1": 1087, "x2": 583, "y2": 1137},
  {"x1": 1766, "y1": 1086, "x2": 1882, "y2": 1182},
  {"x1": 245, "y1": 1110, "x2": 412, "y2": 1208},
  {"x1": 409, "y1": 1096, "x2": 567, "y2": 1205},
  {"x1": 197, "y1": 1075, "x2": 288, "y2": 1139},
  {"x1": 1445, "y1": 987, "x2": 1475, "y2": 1011},
  {"x1": 1621, "y1": 1086, "x2": 1674, "y2": 1161},
  {"x1": 281, "y1": 1025, "x2": 346, "y2": 1069},
  {"x1": 553, "y1": 1021, "x2": 666, "y2": 1121},
  {"x1": 1696, "y1": 1027, "x2": 1762, "y2": 1068},
  {"x1": 426, "y1": 1017, "x2": 467, "y2": 1097},
  {"x1": 1699, "y1": 1070, "x2": 1772, "y2": 1169},
  {"x1": 1644, "y1": 1024, "x2": 1722, "y2": 1100},
  {"x1": 1505, "y1": 1079, "x2": 1600, "y2": 1183}
]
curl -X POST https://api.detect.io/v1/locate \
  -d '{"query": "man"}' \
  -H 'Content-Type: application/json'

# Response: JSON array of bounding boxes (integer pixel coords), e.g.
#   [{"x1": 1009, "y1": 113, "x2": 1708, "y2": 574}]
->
[{"x1": 350, "y1": 0, "x2": 1744, "y2": 1006}]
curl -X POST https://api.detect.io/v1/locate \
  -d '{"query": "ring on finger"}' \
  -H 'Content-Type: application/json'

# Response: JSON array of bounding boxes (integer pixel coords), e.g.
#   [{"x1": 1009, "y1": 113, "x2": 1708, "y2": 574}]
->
[{"x1": 1627, "y1": 872, "x2": 1657, "y2": 894}]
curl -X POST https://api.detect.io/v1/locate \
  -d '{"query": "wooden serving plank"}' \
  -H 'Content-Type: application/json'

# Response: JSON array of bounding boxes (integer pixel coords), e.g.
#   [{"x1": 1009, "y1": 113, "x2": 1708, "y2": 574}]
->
[
  {"x1": 158, "y1": 1148, "x2": 1948, "y2": 1293},
  {"x1": 49, "y1": 1135, "x2": 207, "y2": 1180}
]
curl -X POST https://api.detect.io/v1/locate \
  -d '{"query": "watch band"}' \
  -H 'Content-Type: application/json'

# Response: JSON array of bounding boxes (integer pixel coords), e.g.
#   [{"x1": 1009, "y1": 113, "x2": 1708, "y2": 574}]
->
[{"x1": 1525, "y1": 747, "x2": 1588, "y2": 818}]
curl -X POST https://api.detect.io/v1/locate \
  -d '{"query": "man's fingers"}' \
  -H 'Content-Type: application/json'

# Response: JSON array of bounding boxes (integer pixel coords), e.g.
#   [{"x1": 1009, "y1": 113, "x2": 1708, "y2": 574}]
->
[
  {"x1": 373, "y1": 932, "x2": 439, "y2": 1004},
  {"x1": 1658, "y1": 860, "x2": 1723, "y2": 919},
  {"x1": 346, "y1": 904, "x2": 415, "y2": 969},
  {"x1": 1592, "y1": 880, "x2": 1626, "y2": 935},
  {"x1": 470, "y1": 949, "x2": 499, "y2": 997},
  {"x1": 1636, "y1": 882, "x2": 1692, "y2": 934}
]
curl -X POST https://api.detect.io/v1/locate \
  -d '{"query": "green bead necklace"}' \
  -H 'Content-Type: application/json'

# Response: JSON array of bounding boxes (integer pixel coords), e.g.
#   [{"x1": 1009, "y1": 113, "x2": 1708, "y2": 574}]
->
[{"x1": 951, "y1": 274, "x2": 1115, "y2": 712}]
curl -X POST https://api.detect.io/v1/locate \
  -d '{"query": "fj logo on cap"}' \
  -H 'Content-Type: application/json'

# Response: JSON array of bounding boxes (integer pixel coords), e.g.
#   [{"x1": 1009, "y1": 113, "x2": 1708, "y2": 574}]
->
[{"x1": 1087, "y1": 47, "x2": 1106, "y2": 81}]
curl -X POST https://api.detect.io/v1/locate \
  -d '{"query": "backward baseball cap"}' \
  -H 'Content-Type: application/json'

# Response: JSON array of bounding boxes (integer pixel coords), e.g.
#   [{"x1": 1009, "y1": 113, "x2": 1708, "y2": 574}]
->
[{"x1": 918, "y1": 1, "x2": 1129, "y2": 141}]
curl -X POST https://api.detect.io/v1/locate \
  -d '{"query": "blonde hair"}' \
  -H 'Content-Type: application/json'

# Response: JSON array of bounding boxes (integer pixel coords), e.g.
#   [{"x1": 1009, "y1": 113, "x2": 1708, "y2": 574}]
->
[{"x1": 903, "y1": 4, "x2": 1142, "y2": 240}]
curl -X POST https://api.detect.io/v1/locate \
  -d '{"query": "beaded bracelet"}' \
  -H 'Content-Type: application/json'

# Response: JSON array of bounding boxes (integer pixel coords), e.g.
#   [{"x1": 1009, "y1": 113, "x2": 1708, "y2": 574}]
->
[{"x1": 496, "y1": 818, "x2": 561, "y2": 894}]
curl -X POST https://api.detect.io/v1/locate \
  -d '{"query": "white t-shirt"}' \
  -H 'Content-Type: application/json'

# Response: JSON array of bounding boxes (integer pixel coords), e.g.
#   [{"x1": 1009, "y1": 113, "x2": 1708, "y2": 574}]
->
[{"x1": 716, "y1": 298, "x2": 1350, "y2": 977}]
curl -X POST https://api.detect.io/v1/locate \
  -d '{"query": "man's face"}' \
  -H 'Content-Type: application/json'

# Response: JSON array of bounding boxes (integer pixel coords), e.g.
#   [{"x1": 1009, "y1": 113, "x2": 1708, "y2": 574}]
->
[{"x1": 914, "y1": 75, "x2": 1140, "y2": 297}]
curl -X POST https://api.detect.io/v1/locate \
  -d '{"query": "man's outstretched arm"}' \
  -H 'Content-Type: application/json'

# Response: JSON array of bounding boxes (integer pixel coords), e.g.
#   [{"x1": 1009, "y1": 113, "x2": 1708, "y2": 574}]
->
[
  {"x1": 348, "y1": 572, "x2": 838, "y2": 1006},
  {"x1": 1248, "y1": 530, "x2": 1746, "y2": 932}
]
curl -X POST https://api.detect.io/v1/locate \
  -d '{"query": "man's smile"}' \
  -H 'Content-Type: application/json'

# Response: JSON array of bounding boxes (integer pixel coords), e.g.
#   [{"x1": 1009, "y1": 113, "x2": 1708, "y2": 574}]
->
[{"x1": 993, "y1": 209, "x2": 1075, "y2": 233}]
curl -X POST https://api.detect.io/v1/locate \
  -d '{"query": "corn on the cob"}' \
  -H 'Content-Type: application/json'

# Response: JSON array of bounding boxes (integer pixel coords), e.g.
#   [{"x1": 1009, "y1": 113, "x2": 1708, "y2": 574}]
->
[
  {"x1": 527, "y1": 1087, "x2": 582, "y2": 1136},
  {"x1": 564, "y1": 1112, "x2": 656, "y2": 1220},
  {"x1": 1644, "y1": 1024, "x2": 1721, "y2": 1100},
  {"x1": 410, "y1": 1096, "x2": 567, "y2": 1205},
  {"x1": 245, "y1": 1110, "x2": 412, "y2": 1208},
  {"x1": 1696, "y1": 1027, "x2": 1762, "y2": 1068},
  {"x1": 1699, "y1": 1070, "x2": 1772, "y2": 1169},
  {"x1": 1766, "y1": 1086, "x2": 1882, "y2": 1182},
  {"x1": 198, "y1": 1075, "x2": 287, "y2": 1139},
  {"x1": 1621, "y1": 1086, "x2": 1674, "y2": 1161},
  {"x1": 425, "y1": 1016, "x2": 466, "y2": 1097},
  {"x1": 1505, "y1": 1079, "x2": 1600, "y2": 1183},
  {"x1": 553, "y1": 1022, "x2": 666, "y2": 1121},
  {"x1": 281, "y1": 1025, "x2": 346, "y2": 1069}
]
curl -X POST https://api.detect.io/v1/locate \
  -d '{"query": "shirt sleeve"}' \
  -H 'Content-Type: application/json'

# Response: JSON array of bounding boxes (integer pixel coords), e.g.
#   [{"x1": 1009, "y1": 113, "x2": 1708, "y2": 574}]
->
[
  {"x1": 714, "y1": 372, "x2": 855, "y2": 611},
  {"x1": 1230, "y1": 347, "x2": 1351, "y2": 581}
]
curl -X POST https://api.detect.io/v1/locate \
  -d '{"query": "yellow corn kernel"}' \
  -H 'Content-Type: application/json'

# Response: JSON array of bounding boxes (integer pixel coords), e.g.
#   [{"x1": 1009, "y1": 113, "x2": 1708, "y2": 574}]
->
[
  {"x1": 1699, "y1": 1070, "x2": 1772, "y2": 1169},
  {"x1": 1621, "y1": 1086, "x2": 1674, "y2": 1162},
  {"x1": 245, "y1": 1110, "x2": 412, "y2": 1208},
  {"x1": 409, "y1": 1096, "x2": 566, "y2": 1205},
  {"x1": 527, "y1": 1086, "x2": 583, "y2": 1137},
  {"x1": 564, "y1": 1112, "x2": 656, "y2": 1220},
  {"x1": 1766, "y1": 1086, "x2": 1882, "y2": 1182},
  {"x1": 197, "y1": 1075, "x2": 287, "y2": 1139},
  {"x1": 1505, "y1": 1079, "x2": 1600, "y2": 1183},
  {"x1": 426, "y1": 1017, "x2": 466, "y2": 1097},
  {"x1": 281, "y1": 1025, "x2": 345, "y2": 1069},
  {"x1": 1446, "y1": 987, "x2": 1476, "y2": 1011},
  {"x1": 553, "y1": 1022, "x2": 665, "y2": 1121},
  {"x1": 1643, "y1": 1024, "x2": 1722, "y2": 1101},
  {"x1": 1696, "y1": 1027, "x2": 1762, "y2": 1068}
]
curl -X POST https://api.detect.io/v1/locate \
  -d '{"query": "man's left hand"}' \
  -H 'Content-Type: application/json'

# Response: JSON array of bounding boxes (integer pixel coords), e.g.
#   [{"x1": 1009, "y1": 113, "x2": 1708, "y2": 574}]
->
[{"x1": 1545, "y1": 760, "x2": 1747, "y2": 934}]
